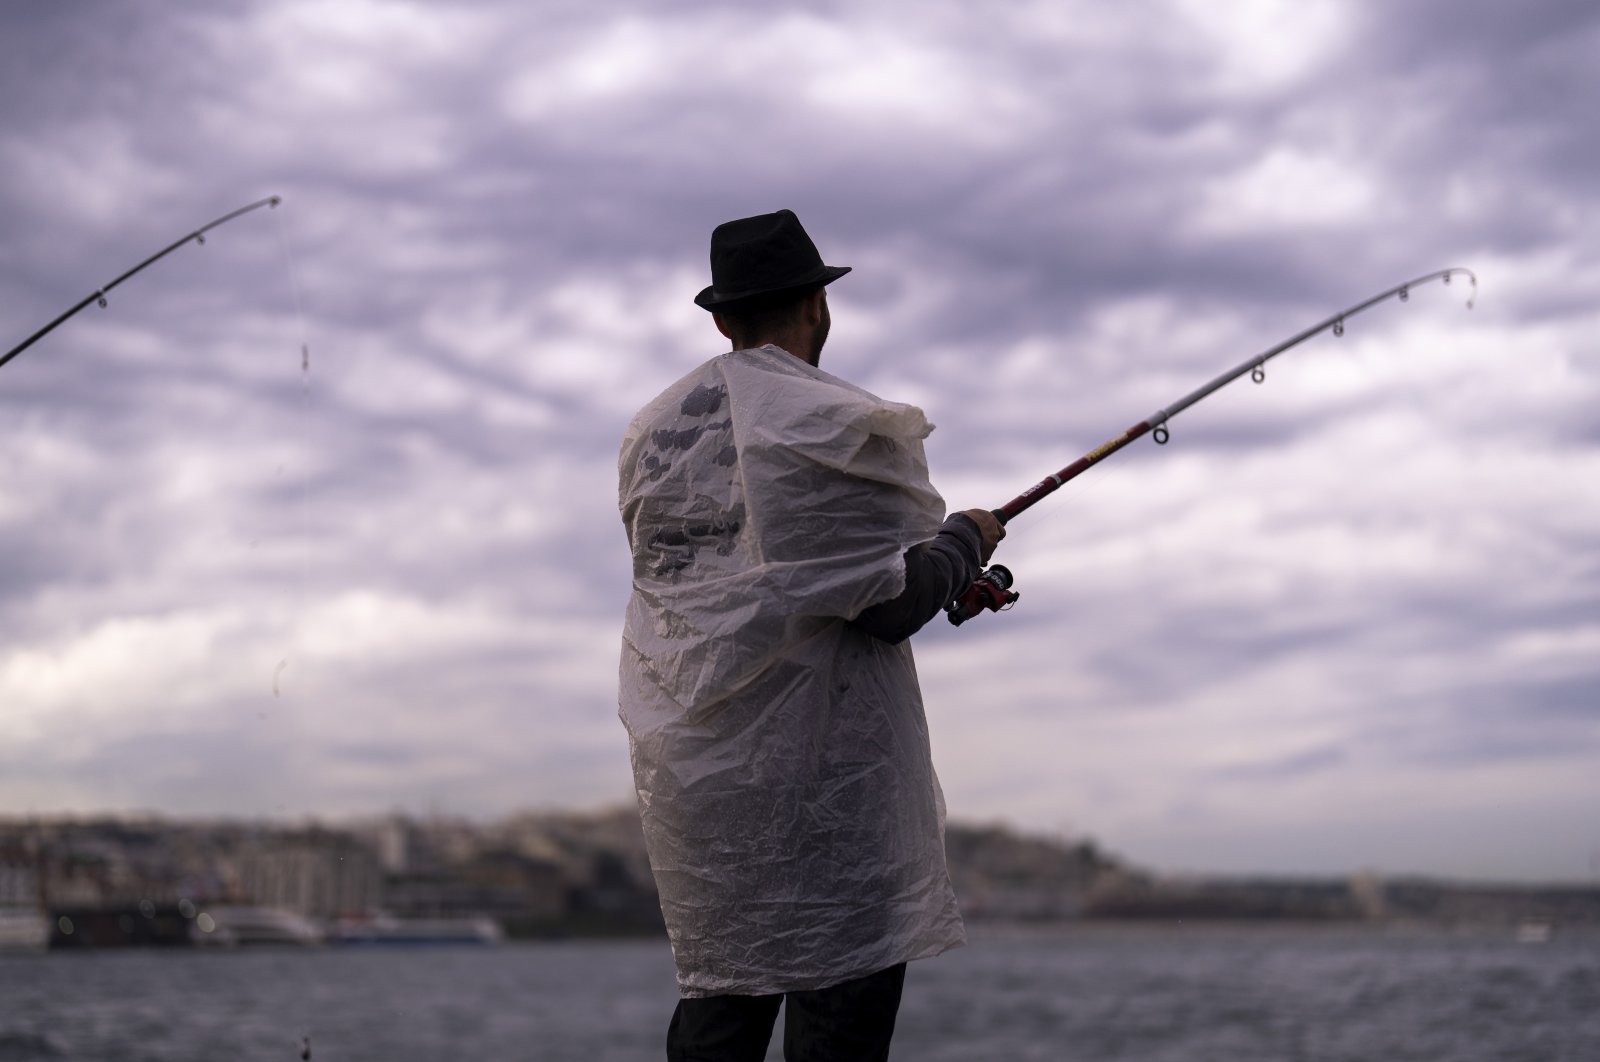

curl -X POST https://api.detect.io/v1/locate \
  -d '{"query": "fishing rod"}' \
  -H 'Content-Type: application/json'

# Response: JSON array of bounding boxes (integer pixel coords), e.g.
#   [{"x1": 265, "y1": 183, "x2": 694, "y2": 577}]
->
[
  {"x1": 947, "y1": 266, "x2": 1480, "y2": 625},
  {"x1": 0, "y1": 195, "x2": 283, "y2": 372}
]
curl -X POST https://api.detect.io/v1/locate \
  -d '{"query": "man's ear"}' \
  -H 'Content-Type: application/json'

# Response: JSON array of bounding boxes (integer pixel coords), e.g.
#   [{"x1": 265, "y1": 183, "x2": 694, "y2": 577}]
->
[
  {"x1": 804, "y1": 288, "x2": 826, "y2": 325},
  {"x1": 713, "y1": 312, "x2": 733, "y2": 341}
]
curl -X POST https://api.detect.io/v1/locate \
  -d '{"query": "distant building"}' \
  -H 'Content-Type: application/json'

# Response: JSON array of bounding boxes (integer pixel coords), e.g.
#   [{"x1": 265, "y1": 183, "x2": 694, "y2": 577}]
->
[
  {"x1": 385, "y1": 849, "x2": 566, "y2": 924},
  {"x1": 40, "y1": 852, "x2": 116, "y2": 908},
  {"x1": 235, "y1": 832, "x2": 383, "y2": 918},
  {"x1": 0, "y1": 848, "x2": 41, "y2": 910},
  {"x1": 368, "y1": 816, "x2": 413, "y2": 874}
]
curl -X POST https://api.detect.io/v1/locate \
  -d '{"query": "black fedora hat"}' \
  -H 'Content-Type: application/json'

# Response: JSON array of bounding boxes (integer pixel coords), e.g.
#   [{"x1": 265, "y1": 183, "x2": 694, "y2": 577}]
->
[{"x1": 694, "y1": 209, "x2": 851, "y2": 312}]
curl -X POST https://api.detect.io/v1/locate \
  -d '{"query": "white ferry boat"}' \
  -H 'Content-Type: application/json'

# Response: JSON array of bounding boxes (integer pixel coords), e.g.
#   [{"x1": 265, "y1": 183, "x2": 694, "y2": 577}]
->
[
  {"x1": 329, "y1": 913, "x2": 503, "y2": 946},
  {"x1": 192, "y1": 905, "x2": 325, "y2": 946}
]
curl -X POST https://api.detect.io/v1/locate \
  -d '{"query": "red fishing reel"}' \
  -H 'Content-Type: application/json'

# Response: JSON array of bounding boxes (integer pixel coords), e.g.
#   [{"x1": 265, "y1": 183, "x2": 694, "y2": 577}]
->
[{"x1": 946, "y1": 565, "x2": 1019, "y2": 626}]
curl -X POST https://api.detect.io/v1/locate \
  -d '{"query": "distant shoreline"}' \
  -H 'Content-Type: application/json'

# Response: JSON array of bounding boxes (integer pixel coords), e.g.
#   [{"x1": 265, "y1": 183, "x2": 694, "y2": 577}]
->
[{"x1": 4, "y1": 811, "x2": 1597, "y2": 953}]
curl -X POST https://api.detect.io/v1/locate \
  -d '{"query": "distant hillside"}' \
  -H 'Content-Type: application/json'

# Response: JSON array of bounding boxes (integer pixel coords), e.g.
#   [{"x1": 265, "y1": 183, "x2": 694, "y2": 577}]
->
[
  {"x1": 944, "y1": 822, "x2": 1122, "y2": 919},
  {"x1": 6, "y1": 810, "x2": 1598, "y2": 937}
]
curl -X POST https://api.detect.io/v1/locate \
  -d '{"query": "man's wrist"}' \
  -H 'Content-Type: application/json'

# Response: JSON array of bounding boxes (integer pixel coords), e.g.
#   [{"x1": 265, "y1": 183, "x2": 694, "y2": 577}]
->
[{"x1": 939, "y1": 513, "x2": 985, "y2": 570}]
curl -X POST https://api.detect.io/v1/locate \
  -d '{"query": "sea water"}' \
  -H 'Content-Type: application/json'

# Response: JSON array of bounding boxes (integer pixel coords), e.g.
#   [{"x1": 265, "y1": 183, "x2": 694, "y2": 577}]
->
[{"x1": 1, "y1": 922, "x2": 1595, "y2": 1061}]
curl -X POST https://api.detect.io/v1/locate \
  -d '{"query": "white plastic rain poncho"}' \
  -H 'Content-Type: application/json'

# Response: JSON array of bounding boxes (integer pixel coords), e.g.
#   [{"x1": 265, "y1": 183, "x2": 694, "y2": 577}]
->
[{"x1": 618, "y1": 344, "x2": 966, "y2": 997}]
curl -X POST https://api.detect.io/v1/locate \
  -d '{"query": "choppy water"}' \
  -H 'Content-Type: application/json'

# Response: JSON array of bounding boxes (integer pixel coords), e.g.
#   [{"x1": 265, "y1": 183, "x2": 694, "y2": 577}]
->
[{"x1": 1, "y1": 922, "x2": 1595, "y2": 1061}]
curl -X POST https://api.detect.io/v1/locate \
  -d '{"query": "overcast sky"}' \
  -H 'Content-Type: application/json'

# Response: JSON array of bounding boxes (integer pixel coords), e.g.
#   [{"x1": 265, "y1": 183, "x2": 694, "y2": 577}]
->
[{"x1": 1, "y1": 0, "x2": 1595, "y2": 884}]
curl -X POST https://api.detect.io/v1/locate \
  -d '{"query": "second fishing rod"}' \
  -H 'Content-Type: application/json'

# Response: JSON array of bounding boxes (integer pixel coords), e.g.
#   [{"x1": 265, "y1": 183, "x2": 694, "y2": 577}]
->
[{"x1": 947, "y1": 267, "x2": 1479, "y2": 625}]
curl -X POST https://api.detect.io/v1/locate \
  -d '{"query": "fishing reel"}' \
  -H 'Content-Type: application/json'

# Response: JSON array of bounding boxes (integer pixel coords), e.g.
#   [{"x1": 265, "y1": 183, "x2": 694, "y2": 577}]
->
[{"x1": 946, "y1": 565, "x2": 1019, "y2": 626}]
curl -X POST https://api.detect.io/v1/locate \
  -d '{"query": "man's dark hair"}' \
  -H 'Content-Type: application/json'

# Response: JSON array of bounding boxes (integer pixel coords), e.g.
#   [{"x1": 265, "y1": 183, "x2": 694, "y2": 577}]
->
[{"x1": 718, "y1": 285, "x2": 819, "y2": 346}]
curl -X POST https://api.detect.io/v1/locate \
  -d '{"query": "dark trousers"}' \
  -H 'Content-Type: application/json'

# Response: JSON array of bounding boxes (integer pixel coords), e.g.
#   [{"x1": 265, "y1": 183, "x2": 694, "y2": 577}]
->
[{"x1": 666, "y1": 963, "x2": 907, "y2": 1062}]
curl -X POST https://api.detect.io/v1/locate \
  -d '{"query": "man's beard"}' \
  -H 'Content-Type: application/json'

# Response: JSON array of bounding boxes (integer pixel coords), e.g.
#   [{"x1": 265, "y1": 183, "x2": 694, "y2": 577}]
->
[{"x1": 807, "y1": 301, "x2": 831, "y2": 366}]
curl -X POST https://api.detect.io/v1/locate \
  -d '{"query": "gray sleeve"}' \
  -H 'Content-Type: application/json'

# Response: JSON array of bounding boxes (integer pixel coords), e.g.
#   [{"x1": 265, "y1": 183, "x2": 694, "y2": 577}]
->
[{"x1": 851, "y1": 513, "x2": 985, "y2": 644}]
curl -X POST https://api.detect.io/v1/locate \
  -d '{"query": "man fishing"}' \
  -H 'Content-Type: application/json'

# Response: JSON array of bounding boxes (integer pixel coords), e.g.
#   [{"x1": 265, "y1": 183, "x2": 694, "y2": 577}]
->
[{"x1": 617, "y1": 209, "x2": 1003, "y2": 1061}]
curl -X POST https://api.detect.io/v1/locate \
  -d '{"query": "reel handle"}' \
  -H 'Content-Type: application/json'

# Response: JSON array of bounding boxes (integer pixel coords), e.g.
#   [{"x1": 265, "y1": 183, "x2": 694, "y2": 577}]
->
[{"x1": 946, "y1": 564, "x2": 1019, "y2": 626}]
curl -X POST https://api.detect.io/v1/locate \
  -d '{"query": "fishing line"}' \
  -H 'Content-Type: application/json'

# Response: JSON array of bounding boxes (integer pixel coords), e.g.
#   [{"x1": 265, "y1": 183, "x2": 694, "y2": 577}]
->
[
  {"x1": 270, "y1": 200, "x2": 315, "y2": 701},
  {"x1": 0, "y1": 196, "x2": 311, "y2": 699},
  {"x1": 272, "y1": 201, "x2": 313, "y2": 389}
]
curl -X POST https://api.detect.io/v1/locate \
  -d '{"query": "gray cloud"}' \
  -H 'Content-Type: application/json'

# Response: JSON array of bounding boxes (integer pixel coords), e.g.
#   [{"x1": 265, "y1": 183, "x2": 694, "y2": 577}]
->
[{"x1": 2, "y1": 0, "x2": 1597, "y2": 882}]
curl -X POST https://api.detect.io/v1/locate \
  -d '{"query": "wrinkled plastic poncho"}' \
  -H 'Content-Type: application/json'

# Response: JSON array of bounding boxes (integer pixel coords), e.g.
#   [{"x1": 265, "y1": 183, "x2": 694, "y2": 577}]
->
[{"x1": 618, "y1": 345, "x2": 966, "y2": 997}]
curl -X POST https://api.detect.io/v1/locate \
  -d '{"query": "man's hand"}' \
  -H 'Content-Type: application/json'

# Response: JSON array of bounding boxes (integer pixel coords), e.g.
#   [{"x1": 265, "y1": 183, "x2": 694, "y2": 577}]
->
[{"x1": 958, "y1": 509, "x2": 1006, "y2": 565}]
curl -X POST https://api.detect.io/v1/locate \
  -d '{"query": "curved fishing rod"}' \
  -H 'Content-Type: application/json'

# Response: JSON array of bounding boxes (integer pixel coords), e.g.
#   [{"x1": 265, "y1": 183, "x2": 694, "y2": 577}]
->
[
  {"x1": 948, "y1": 266, "x2": 1479, "y2": 624},
  {"x1": 0, "y1": 195, "x2": 283, "y2": 372}
]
